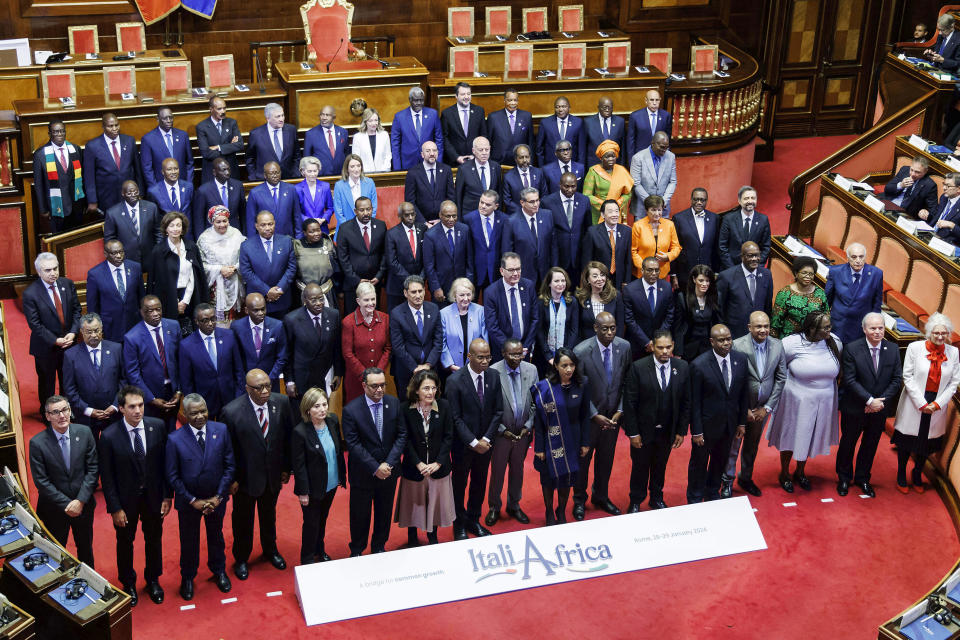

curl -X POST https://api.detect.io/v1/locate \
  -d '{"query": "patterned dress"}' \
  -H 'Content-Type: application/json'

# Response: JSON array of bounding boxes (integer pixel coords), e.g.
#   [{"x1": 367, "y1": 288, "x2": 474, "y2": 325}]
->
[{"x1": 771, "y1": 285, "x2": 828, "y2": 337}]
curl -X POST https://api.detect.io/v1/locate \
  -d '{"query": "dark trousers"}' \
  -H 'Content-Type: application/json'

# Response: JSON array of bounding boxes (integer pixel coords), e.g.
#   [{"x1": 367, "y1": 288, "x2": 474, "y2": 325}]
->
[
  {"x1": 39, "y1": 501, "x2": 94, "y2": 567},
  {"x1": 177, "y1": 501, "x2": 226, "y2": 580},
  {"x1": 299, "y1": 488, "x2": 337, "y2": 564},
  {"x1": 487, "y1": 432, "x2": 530, "y2": 511},
  {"x1": 629, "y1": 427, "x2": 673, "y2": 504},
  {"x1": 231, "y1": 488, "x2": 280, "y2": 563},
  {"x1": 574, "y1": 421, "x2": 619, "y2": 504},
  {"x1": 724, "y1": 413, "x2": 768, "y2": 481},
  {"x1": 34, "y1": 352, "x2": 65, "y2": 407},
  {"x1": 115, "y1": 492, "x2": 164, "y2": 587},
  {"x1": 145, "y1": 382, "x2": 178, "y2": 432},
  {"x1": 452, "y1": 446, "x2": 492, "y2": 524},
  {"x1": 687, "y1": 431, "x2": 734, "y2": 503},
  {"x1": 837, "y1": 411, "x2": 886, "y2": 484},
  {"x1": 348, "y1": 476, "x2": 397, "y2": 555}
]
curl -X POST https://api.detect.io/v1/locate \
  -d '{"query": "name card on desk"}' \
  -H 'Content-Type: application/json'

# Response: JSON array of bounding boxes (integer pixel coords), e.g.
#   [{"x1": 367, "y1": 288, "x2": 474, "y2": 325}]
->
[
  {"x1": 929, "y1": 235, "x2": 959, "y2": 257},
  {"x1": 947, "y1": 156, "x2": 960, "y2": 172},
  {"x1": 896, "y1": 216, "x2": 918, "y2": 233},
  {"x1": 833, "y1": 175, "x2": 852, "y2": 190},
  {"x1": 908, "y1": 134, "x2": 929, "y2": 151},
  {"x1": 816, "y1": 261, "x2": 830, "y2": 279},
  {"x1": 864, "y1": 194, "x2": 885, "y2": 212},
  {"x1": 882, "y1": 312, "x2": 897, "y2": 331}
]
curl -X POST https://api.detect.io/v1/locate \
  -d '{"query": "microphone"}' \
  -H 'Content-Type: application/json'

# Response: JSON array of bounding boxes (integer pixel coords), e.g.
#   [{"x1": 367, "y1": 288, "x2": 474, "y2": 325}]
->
[
  {"x1": 252, "y1": 50, "x2": 266, "y2": 94},
  {"x1": 327, "y1": 38, "x2": 344, "y2": 72}
]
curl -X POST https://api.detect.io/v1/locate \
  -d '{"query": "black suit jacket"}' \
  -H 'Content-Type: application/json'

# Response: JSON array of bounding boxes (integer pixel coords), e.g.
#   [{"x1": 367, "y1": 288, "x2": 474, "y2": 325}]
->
[
  {"x1": 29, "y1": 424, "x2": 98, "y2": 515},
  {"x1": 445, "y1": 366, "x2": 504, "y2": 449},
  {"x1": 883, "y1": 166, "x2": 938, "y2": 219},
  {"x1": 717, "y1": 265, "x2": 774, "y2": 339},
  {"x1": 404, "y1": 162, "x2": 455, "y2": 223},
  {"x1": 385, "y1": 221, "x2": 426, "y2": 297},
  {"x1": 400, "y1": 400, "x2": 454, "y2": 480},
  {"x1": 103, "y1": 199, "x2": 163, "y2": 266},
  {"x1": 22, "y1": 277, "x2": 82, "y2": 357},
  {"x1": 32, "y1": 140, "x2": 84, "y2": 217},
  {"x1": 671, "y1": 207, "x2": 720, "y2": 280},
  {"x1": 623, "y1": 355, "x2": 690, "y2": 442},
  {"x1": 581, "y1": 223, "x2": 632, "y2": 291},
  {"x1": 622, "y1": 278, "x2": 674, "y2": 356},
  {"x1": 454, "y1": 159, "x2": 502, "y2": 215},
  {"x1": 718, "y1": 208, "x2": 772, "y2": 269},
  {"x1": 341, "y1": 394, "x2": 405, "y2": 488},
  {"x1": 336, "y1": 218, "x2": 388, "y2": 292},
  {"x1": 839, "y1": 338, "x2": 903, "y2": 415},
  {"x1": 291, "y1": 416, "x2": 346, "y2": 497},
  {"x1": 221, "y1": 392, "x2": 294, "y2": 497},
  {"x1": 196, "y1": 116, "x2": 244, "y2": 182},
  {"x1": 689, "y1": 350, "x2": 749, "y2": 439},
  {"x1": 441, "y1": 104, "x2": 487, "y2": 166},
  {"x1": 192, "y1": 178, "x2": 246, "y2": 238},
  {"x1": 282, "y1": 306, "x2": 343, "y2": 393},
  {"x1": 146, "y1": 238, "x2": 208, "y2": 319},
  {"x1": 98, "y1": 417, "x2": 171, "y2": 515}
]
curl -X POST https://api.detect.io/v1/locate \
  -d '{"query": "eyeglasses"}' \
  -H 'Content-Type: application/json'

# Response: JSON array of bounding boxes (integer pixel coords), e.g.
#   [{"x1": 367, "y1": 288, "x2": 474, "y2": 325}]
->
[
  {"x1": 246, "y1": 383, "x2": 272, "y2": 392},
  {"x1": 364, "y1": 382, "x2": 386, "y2": 390},
  {"x1": 502, "y1": 267, "x2": 521, "y2": 273},
  {"x1": 45, "y1": 407, "x2": 70, "y2": 416},
  {"x1": 692, "y1": 196, "x2": 707, "y2": 202}
]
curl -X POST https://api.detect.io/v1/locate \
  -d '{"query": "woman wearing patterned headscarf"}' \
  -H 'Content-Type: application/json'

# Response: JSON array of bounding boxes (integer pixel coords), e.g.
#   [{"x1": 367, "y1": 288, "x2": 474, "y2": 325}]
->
[
  {"x1": 197, "y1": 205, "x2": 245, "y2": 327},
  {"x1": 583, "y1": 140, "x2": 634, "y2": 224}
]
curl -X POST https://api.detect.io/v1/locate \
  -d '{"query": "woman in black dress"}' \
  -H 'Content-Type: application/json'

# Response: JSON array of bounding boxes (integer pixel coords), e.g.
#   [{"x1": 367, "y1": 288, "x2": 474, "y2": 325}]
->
[
  {"x1": 146, "y1": 211, "x2": 207, "y2": 330},
  {"x1": 673, "y1": 264, "x2": 722, "y2": 361},
  {"x1": 574, "y1": 261, "x2": 623, "y2": 341},
  {"x1": 535, "y1": 266, "x2": 579, "y2": 373}
]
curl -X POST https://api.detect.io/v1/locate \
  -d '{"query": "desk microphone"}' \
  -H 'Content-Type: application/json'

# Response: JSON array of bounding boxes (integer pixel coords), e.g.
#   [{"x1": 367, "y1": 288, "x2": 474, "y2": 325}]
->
[{"x1": 327, "y1": 38, "x2": 344, "y2": 72}]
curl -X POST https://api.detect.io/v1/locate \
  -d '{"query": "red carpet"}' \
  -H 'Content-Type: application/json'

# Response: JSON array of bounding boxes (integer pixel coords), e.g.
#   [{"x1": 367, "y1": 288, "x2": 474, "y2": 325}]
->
[{"x1": 9, "y1": 136, "x2": 958, "y2": 638}]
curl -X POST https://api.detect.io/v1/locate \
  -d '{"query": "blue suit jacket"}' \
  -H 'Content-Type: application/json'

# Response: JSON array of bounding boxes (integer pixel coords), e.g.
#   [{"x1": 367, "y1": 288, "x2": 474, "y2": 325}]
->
[
  {"x1": 246, "y1": 181, "x2": 302, "y2": 238},
  {"x1": 933, "y1": 33, "x2": 960, "y2": 71},
  {"x1": 454, "y1": 159, "x2": 502, "y2": 216},
  {"x1": 148, "y1": 179, "x2": 194, "y2": 217},
  {"x1": 390, "y1": 106, "x2": 443, "y2": 170},
  {"x1": 483, "y1": 278, "x2": 539, "y2": 361},
  {"x1": 582, "y1": 113, "x2": 626, "y2": 164},
  {"x1": 82, "y1": 134, "x2": 140, "y2": 211},
  {"x1": 332, "y1": 177, "x2": 378, "y2": 232},
  {"x1": 422, "y1": 221, "x2": 474, "y2": 297},
  {"x1": 123, "y1": 319, "x2": 181, "y2": 402},
  {"x1": 389, "y1": 301, "x2": 442, "y2": 391},
  {"x1": 246, "y1": 123, "x2": 301, "y2": 180},
  {"x1": 404, "y1": 162, "x2": 454, "y2": 223},
  {"x1": 439, "y1": 302, "x2": 487, "y2": 369},
  {"x1": 140, "y1": 126, "x2": 193, "y2": 188},
  {"x1": 627, "y1": 108, "x2": 673, "y2": 160},
  {"x1": 542, "y1": 191, "x2": 590, "y2": 277},
  {"x1": 928, "y1": 195, "x2": 960, "y2": 244},
  {"x1": 542, "y1": 160, "x2": 585, "y2": 195},
  {"x1": 165, "y1": 420, "x2": 235, "y2": 508},
  {"x1": 295, "y1": 180, "x2": 335, "y2": 235},
  {"x1": 384, "y1": 222, "x2": 426, "y2": 297},
  {"x1": 883, "y1": 166, "x2": 938, "y2": 219},
  {"x1": 501, "y1": 167, "x2": 545, "y2": 215},
  {"x1": 230, "y1": 316, "x2": 288, "y2": 382},
  {"x1": 500, "y1": 209, "x2": 558, "y2": 285},
  {"x1": 341, "y1": 394, "x2": 404, "y2": 488},
  {"x1": 63, "y1": 339, "x2": 124, "y2": 421},
  {"x1": 85, "y1": 260, "x2": 144, "y2": 343},
  {"x1": 717, "y1": 265, "x2": 774, "y2": 339},
  {"x1": 825, "y1": 263, "x2": 884, "y2": 344},
  {"x1": 463, "y1": 209, "x2": 505, "y2": 289},
  {"x1": 486, "y1": 108, "x2": 534, "y2": 165},
  {"x1": 238, "y1": 234, "x2": 297, "y2": 313},
  {"x1": 535, "y1": 115, "x2": 586, "y2": 166},
  {"x1": 193, "y1": 178, "x2": 245, "y2": 239},
  {"x1": 303, "y1": 124, "x2": 350, "y2": 176},
  {"x1": 622, "y1": 278, "x2": 675, "y2": 357},
  {"x1": 178, "y1": 328, "x2": 244, "y2": 417},
  {"x1": 671, "y1": 207, "x2": 720, "y2": 281}
]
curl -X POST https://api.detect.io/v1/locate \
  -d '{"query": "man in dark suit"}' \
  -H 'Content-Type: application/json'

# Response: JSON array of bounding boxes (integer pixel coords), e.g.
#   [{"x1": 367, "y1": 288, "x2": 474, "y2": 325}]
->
[
  {"x1": 501, "y1": 187, "x2": 557, "y2": 286},
  {"x1": 672, "y1": 188, "x2": 720, "y2": 287},
  {"x1": 687, "y1": 324, "x2": 749, "y2": 503},
  {"x1": 923, "y1": 171, "x2": 960, "y2": 244},
  {"x1": 283, "y1": 282, "x2": 342, "y2": 399},
  {"x1": 165, "y1": 394, "x2": 234, "y2": 600},
  {"x1": 389, "y1": 275, "x2": 442, "y2": 397},
  {"x1": 141, "y1": 107, "x2": 194, "y2": 189},
  {"x1": 342, "y1": 367, "x2": 405, "y2": 555},
  {"x1": 196, "y1": 96, "x2": 244, "y2": 183},
  {"x1": 440, "y1": 82, "x2": 487, "y2": 166},
  {"x1": 536, "y1": 96, "x2": 586, "y2": 166},
  {"x1": 178, "y1": 304, "x2": 244, "y2": 420},
  {"x1": 403, "y1": 141, "x2": 455, "y2": 224},
  {"x1": 572, "y1": 312, "x2": 631, "y2": 518},
  {"x1": 717, "y1": 242, "x2": 774, "y2": 339},
  {"x1": 238, "y1": 212, "x2": 297, "y2": 319},
  {"x1": 24, "y1": 252, "x2": 82, "y2": 405},
  {"x1": 336, "y1": 197, "x2": 387, "y2": 316},
  {"x1": 231, "y1": 292, "x2": 287, "y2": 392},
  {"x1": 837, "y1": 313, "x2": 903, "y2": 497},
  {"x1": 483, "y1": 252, "x2": 540, "y2": 362},
  {"x1": 718, "y1": 186, "x2": 772, "y2": 269},
  {"x1": 623, "y1": 330, "x2": 690, "y2": 511},
  {"x1": 83, "y1": 112, "x2": 141, "y2": 215},
  {"x1": 99, "y1": 385, "x2": 172, "y2": 605},
  {"x1": 884, "y1": 156, "x2": 939, "y2": 219},
  {"x1": 246, "y1": 103, "x2": 300, "y2": 180},
  {"x1": 29, "y1": 395, "x2": 98, "y2": 565},
  {"x1": 463, "y1": 190, "x2": 504, "y2": 291},
  {"x1": 192, "y1": 157, "x2": 245, "y2": 238},
  {"x1": 123, "y1": 296, "x2": 182, "y2": 431},
  {"x1": 627, "y1": 90, "x2": 673, "y2": 161},
  {"x1": 221, "y1": 369, "x2": 294, "y2": 579},
  {"x1": 32, "y1": 119, "x2": 85, "y2": 232},
  {"x1": 487, "y1": 89, "x2": 534, "y2": 165},
  {"x1": 303, "y1": 105, "x2": 350, "y2": 177},
  {"x1": 245, "y1": 162, "x2": 302, "y2": 238},
  {"x1": 454, "y1": 136, "x2": 501, "y2": 216},
  {"x1": 104, "y1": 180, "x2": 163, "y2": 267},
  {"x1": 623, "y1": 257, "x2": 674, "y2": 359},
  {"x1": 422, "y1": 201, "x2": 474, "y2": 305},
  {"x1": 581, "y1": 200, "x2": 632, "y2": 290},
  {"x1": 924, "y1": 14, "x2": 960, "y2": 71},
  {"x1": 825, "y1": 243, "x2": 884, "y2": 344},
  {"x1": 446, "y1": 339, "x2": 503, "y2": 539},
  {"x1": 147, "y1": 158, "x2": 193, "y2": 221},
  {"x1": 385, "y1": 202, "x2": 426, "y2": 311},
  {"x1": 583, "y1": 96, "x2": 626, "y2": 165},
  {"x1": 85, "y1": 240, "x2": 144, "y2": 343},
  {"x1": 501, "y1": 144, "x2": 545, "y2": 215},
  {"x1": 544, "y1": 172, "x2": 591, "y2": 278},
  {"x1": 391, "y1": 87, "x2": 444, "y2": 171},
  {"x1": 541, "y1": 140, "x2": 586, "y2": 195},
  {"x1": 63, "y1": 313, "x2": 124, "y2": 439}
]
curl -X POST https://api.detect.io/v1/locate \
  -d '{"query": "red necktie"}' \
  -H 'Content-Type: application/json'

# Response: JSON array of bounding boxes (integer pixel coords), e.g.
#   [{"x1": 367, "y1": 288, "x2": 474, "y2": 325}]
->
[
  {"x1": 408, "y1": 227, "x2": 416, "y2": 257},
  {"x1": 49, "y1": 284, "x2": 65, "y2": 327},
  {"x1": 258, "y1": 406, "x2": 268, "y2": 436},
  {"x1": 153, "y1": 327, "x2": 168, "y2": 377},
  {"x1": 363, "y1": 225, "x2": 371, "y2": 251},
  {"x1": 58, "y1": 147, "x2": 67, "y2": 171},
  {"x1": 111, "y1": 140, "x2": 121, "y2": 168},
  {"x1": 327, "y1": 128, "x2": 335, "y2": 157}
]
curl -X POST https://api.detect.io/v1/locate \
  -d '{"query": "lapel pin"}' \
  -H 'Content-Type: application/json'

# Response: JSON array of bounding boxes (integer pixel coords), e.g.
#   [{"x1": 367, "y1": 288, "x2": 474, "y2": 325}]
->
[
  {"x1": 75, "y1": 436, "x2": 80, "y2": 442},
  {"x1": 148, "y1": 426, "x2": 153, "y2": 431},
  {"x1": 212, "y1": 434, "x2": 217, "y2": 439},
  {"x1": 105, "y1": 350, "x2": 110, "y2": 355},
  {"x1": 315, "y1": 443, "x2": 320, "y2": 449}
]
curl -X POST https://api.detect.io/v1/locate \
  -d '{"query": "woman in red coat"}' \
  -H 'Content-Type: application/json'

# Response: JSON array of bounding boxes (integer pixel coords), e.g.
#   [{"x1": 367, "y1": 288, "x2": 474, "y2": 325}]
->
[{"x1": 342, "y1": 281, "x2": 391, "y2": 404}]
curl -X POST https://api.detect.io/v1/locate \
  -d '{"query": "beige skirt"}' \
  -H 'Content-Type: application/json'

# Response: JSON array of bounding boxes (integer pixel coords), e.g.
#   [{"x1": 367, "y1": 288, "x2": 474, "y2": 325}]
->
[{"x1": 394, "y1": 474, "x2": 456, "y2": 531}]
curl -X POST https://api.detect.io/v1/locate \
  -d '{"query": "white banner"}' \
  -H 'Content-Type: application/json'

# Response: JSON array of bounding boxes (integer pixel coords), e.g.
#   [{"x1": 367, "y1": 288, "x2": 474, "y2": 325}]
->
[{"x1": 295, "y1": 496, "x2": 767, "y2": 626}]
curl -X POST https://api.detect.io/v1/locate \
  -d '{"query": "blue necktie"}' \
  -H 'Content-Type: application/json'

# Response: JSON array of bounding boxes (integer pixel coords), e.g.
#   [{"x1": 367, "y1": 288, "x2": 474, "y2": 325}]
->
[
  {"x1": 755, "y1": 343, "x2": 765, "y2": 379},
  {"x1": 373, "y1": 402, "x2": 383, "y2": 439},
  {"x1": 165, "y1": 132, "x2": 174, "y2": 157},
  {"x1": 416, "y1": 310, "x2": 425, "y2": 361},
  {"x1": 221, "y1": 184, "x2": 229, "y2": 207},
  {"x1": 170, "y1": 185, "x2": 179, "y2": 210},
  {"x1": 272, "y1": 128, "x2": 282, "y2": 158},
  {"x1": 447, "y1": 229, "x2": 456, "y2": 255},
  {"x1": 265, "y1": 239, "x2": 272, "y2": 263},
  {"x1": 91, "y1": 348, "x2": 101, "y2": 373},
  {"x1": 206, "y1": 335, "x2": 217, "y2": 368},
  {"x1": 271, "y1": 186, "x2": 279, "y2": 209},
  {"x1": 852, "y1": 271, "x2": 861, "y2": 294},
  {"x1": 59, "y1": 433, "x2": 70, "y2": 470},
  {"x1": 115, "y1": 267, "x2": 125, "y2": 297},
  {"x1": 133, "y1": 427, "x2": 145, "y2": 459},
  {"x1": 429, "y1": 167, "x2": 435, "y2": 189},
  {"x1": 510, "y1": 369, "x2": 523, "y2": 424},
  {"x1": 479, "y1": 166, "x2": 487, "y2": 190},
  {"x1": 647, "y1": 285, "x2": 656, "y2": 312},
  {"x1": 509, "y1": 287, "x2": 522, "y2": 339},
  {"x1": 659, "y1": 364, "x2": 667, "y2": 390},
  {"x1": 603, "y1": 346, "x2": 612, "y2": 384},
  {"x1": 414, "y1": 112, "x2": 422, "y2": 139}
]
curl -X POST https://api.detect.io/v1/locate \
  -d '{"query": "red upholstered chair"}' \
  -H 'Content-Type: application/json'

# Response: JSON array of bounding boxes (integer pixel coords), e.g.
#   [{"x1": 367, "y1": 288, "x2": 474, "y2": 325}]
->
[
  {"x1": 160, "y1": 60, "x2": 191, "y2": 93},
  {"x1": 41, "y1": 70, "x2": 76, "y2": 102},
  {"x1": 557, "y1": 4, "x2": 583, "y2": 32},
  {"x1": 933, "y1": 399, "x2": 960, "y2": 468},
  {"x1": 603, "y1": 42, "x2": 631, "y2": 72},
  {"x1": 840, "y1": 215, "x2": 878, "y2": 263},
  {"x1": 103, "y1": 66, "x2": 136, "y2": 97},
  {"x1": 645, "y1": 48, "x2": 673, "y2": 74},
  {"x1": 874, "y1": 236, "x2": 909, "y2": 294},
  {"x1": 203, "y1": 55, "x2": 235, "y2": 90},
  {"x1": 449, "y1": 47, "x2": 478, "y2": 77},
  {"x1": 691, "y1": 45, "x2": 718, "y2": 73},
  {"x1": 504, "y1": 44, "x2": 533, "y2": 80},
  {"x1": 447, "y1": 7, "x2": 475, "y2": 40},
  {"x1": 115, "y1": 22, "x2": 146, "y2": 52},
  {"x1": 558, "y1": 43, "x2": 586, "y2": 77},
  {"x1": 375, "y1": 186, "x2": 405, "y2": 228},
  {"x1": 770, "y1": 257, "x2": 794, "y2": 294},
  {"x1": 300, "y1": 0, "x2": 358, "y2": 62},
  {"x1": 522, "y1": 7, "x2": 548, "y2": 32},
  {"x1": 485, "y1": 6, "x2": 512, "y2": 37},
  {"x1": 811, "y1": 195, "x2": 848, "y2": 260},
  {"x1": 939, "y1": 284, "x2": 960, "y2": 345},
  {"x1": 68, "y1": 26, "x2": 99, "y2": 56},
  {"x1": 930, "y1": 174, "x2": 945, "y2": 193},
  {"x1": 886, "y1": 260, "x2": 944, "y2": 328}
]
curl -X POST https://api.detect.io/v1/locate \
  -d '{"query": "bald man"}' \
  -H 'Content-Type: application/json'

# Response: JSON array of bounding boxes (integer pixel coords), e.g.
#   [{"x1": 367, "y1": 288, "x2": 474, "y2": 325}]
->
[
  {"x1": 454, "y1": 136, "x2": 502, "y2": 216},
  {"x1": 404, "y1": 141, "x2": 455, "y2": 223},
  {"x1": 245, "y1": 161, "x2": 302, "y2": 237}
]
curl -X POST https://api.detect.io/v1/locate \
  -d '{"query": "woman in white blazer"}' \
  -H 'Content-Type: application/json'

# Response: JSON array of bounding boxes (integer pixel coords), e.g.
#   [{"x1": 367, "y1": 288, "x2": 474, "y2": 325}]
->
[
  {"x1": 892, "y1": 312, "x2": 960, "y2": 493},
  {"x1": 440, "y1": 278, "x2": 487, "y2": 372},
  {"x1": 351, "y1": 108, "x2": 392, "y2": 173}
]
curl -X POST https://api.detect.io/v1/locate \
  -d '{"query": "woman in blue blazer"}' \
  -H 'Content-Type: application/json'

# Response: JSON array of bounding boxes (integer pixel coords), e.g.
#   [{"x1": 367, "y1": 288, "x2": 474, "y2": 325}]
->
[
  {"x1": 295, "y1": 156, "x2": 335, "y2": 235},
  {"x1": 440, "y1": 278, "x2": 487, "y2": 372},
  {"x1": 332, "y1": 153, "x2": 378, "y2": 238}
]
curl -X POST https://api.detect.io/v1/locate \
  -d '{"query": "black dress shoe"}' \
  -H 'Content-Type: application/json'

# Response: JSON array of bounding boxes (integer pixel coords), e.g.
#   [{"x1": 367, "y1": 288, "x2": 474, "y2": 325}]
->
[
  {"x1": 720, "y1": 479, "x2": 733, "y2": 499},
  {"x1": 468, "y1": 521, "x2": 491, "y2": 537},
  {"x1": 484, "y1": 509, "x2": 500, "y2": 527},
  {"x1": 319, "y1": 553, "x2": 332, "y2": 562},
  {"x1": 267, "y1": 552, "x2": 286, "y2": 570},
  {"x1": 145, "y1": 581, "x2": 164, "y2": 604},
  {"x1": 793, "y1": 473, "x2": 812, "y2": 491},
  {"x1": 233, "y1": 561, "x2": 249, "y2": 580},
  {"x1": 626, "y1": 503, "x2": 641, "y2": 513},
  {"x1": 214, "y1": 572, "x2": 232, "y2": 593},
  {"x1": 179, "y1": 579, "x2": 194, "y2": 601},
  {"x1": 859, "y1": 482, "x2": 876, "y2": 498},
  {"x1": 555, "y1": 506, "x2": 567, "y2": 524},
  {"x1": 737, "y1": 478, "x2": 762, "y2": 497},
  {"x1": 572, "y1": 503, "x2": 585, "y2": 521},
  {"x1": 123, "y1": 584, "x2": 138, "y2": 606},
  {"x1": 778, "y1": 475, "x2": 794, "y2": 493},
  {"x1": 591, "y1": 498, "x2": 622, "y2": 515},
  {"x1": 506, "y1": 507, "x2": 530, "y2": 524},
  {"x1": 649, "y1": 499, "x2": 668, "y2": 509},
  {"x1": 836, "y1": 480, "x2": 849, "y2": 496},
  {"x1": 453, "y1": 526, "x2": 468, "y2": 541},
  {"x1": 349, "y1": 551, "x2": 363, "y2": 557}
]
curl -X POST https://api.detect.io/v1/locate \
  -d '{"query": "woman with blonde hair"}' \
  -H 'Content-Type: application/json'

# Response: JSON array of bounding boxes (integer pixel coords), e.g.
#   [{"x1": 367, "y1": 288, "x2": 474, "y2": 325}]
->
[{"x1": 352, "y1": 108, "x2": 392, "y2": 173}]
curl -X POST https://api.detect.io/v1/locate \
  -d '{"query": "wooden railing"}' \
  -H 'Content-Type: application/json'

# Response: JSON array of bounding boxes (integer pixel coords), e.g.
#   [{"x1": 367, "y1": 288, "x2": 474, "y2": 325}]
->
[{"x1": 671, "y1": 80, "x2": 763, "y2": 141}]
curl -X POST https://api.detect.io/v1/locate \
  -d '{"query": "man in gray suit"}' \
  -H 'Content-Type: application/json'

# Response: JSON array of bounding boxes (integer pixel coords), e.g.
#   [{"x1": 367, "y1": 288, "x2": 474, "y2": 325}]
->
[
  {"x1": 630, "y1": 131, "x2": 677, "y2": 217},
  {"x1": 485, "y1": 339, "x2": 537, "y2": 527},
  {"x1": 572, "y1": 312, "x2": 632, "y2": 520},
  {"x1": 722, "y1": 311, "x2": 786, "y2": 498}
]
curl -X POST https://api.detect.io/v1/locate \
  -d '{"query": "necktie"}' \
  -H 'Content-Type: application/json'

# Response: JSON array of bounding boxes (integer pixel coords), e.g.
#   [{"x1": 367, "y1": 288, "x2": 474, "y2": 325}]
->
[
  {"x1": 563, "y1": 163, "x2": 570, "y2": 174},
  {"x1": 461, "y1": 109, "x2": 469, "y2": 136},
  {"x1": 272, "y1": 128, "x2": 282, "y2": 157},
  {"x1": 509, "y1": 287, "x2": 522, "y2": 338},
  {"x1": 408, "y1": 227, "x2": 417, "y2": 257},
  {"x1": 660, "y1": 364, "x2": 667, "y2": 390},
  {"x1": 154, "y1": 327, "x2": 168, "y2": 376},
  {"x1": 940, "y1": 35, "x2": 949, "y2": 55},
  {"x1": 133, "y1": 427, "x2": 145, "y2": 459},
  {"x1": 755, "y1": 343, "x2": 766, "y2": 378},
  {"x1": 363, "y1": 225, "x2": 371, "y2": 250},
  {"x1": 58, "y1": 147, "x2": 67, "y2": 171},
  {"x1": 271, "y1": 186, "x2": 279, "y2": 209},
  {"x1": 221, "y1": 184, "x2": 229, "y2": 207},
  {"x1": 197, "y1": 430, "x2": 205, "y2": 452},
  {"x1": 484, "y1": 215, "x2": 492, "y2": 247},
  {"x1": 165, "y1": 132, "x2": 174, "y2": 157},
  {"x1": 115, "y1": 267, "x2": 126, "y2": 297},
  {"x1": 609, "y1": 229, "x2": 617, "y2": 274},
  {"x1": 852, "y1": 271, "x2": 861, "y2": 293},
  {"x1": 327, "y1": 128, "x2": 335, "y2": 157},
  {"x1": 872, "y1": 346, "x2": 879, "y2": 372},
  {"x1": 206, "y1": 335, "x2": 217, "y2": 368},
  {"x1": 170, "y1": 185, "x2": 179, "y2": 210},
  {"x1": 650, "y1": 112, "x2": 657, "y2": 134},
  {"x1": 415, "y1": 309, "x2": 424, "y2": 338},
  {"x1": 373, "y1": 402, "x2": 383, "y2": 439},
  {"x1": 747, "y1": 272, "x2": 756, "y2": 302},
  {"x1": 91, "y1": 348, "x2": 100, "y2": 373},
  {"x1": 742, "y1": 217, "x2": 751, "y2": 239},
  {"x1": 130, "y1": 206, "x2": 140, "y2": 235},
  {"x1": 529, "y1": 216, "x2": 538, "y2": 244},
  {"x1": 603, "y1": 118, "x2": 610, "y2": 138},
  {"x1": 429, "y1": 167, "x2": 435, "y2": 188},
  {"x1": 253, "y1": 325, "x2": 262, "y2": 354},
  {"x1": 903, "y1": 183, "x2": 913, "y2": 201},
  {"x1": 522, "y1": 171, "x2": 529, "y2": 189},
  {"x1": 647, "y1": 285, "x2": 656, "y2": 311},
  {"x1": 509, "y1": 112, "x2": 516, "y2": 133},
  {"x1": 59, "y1": 434, "x2": 70, "y2": 470},
  {"x1": 509, "y1": 369, "x2": 522, "y2": 423},
  {"x1": 265, "y1": 238, "x2": 272, "y2": 263},
  {"x1": 49, "y1": 285, "x2": 65, "y2": 327},
  {"x1": 479, "y1": 166, "x2": 487, "y2": 190},
  {"x1": 111, "y1": 140, "x2": 122, "y2": 167},
  {"x1": 652, "y1": 153, "x2": 661, "y2": 174},
  {"x1": 447, "y1": 228, "x2": 456, "y2": 255},
  {"x1": 603, "y1": 346, "x2": 612, "y2": 384},
  {"x1": 216, "y1": 120, "x2": 222, "y2": 135},
  {"x1": 565, "y1": 198, "x2": 574, "y2": 227},
  {"x1": 559, "y1": 119, "x2": 566, "y2": 139},
  {"x1": 313, "y1": 315, "x2": 323, "y2": 338},
  {"x1": 476, "y1": 372, "x2": 484, "y2": 403},
  {"x1": 258, "y1": 406, "x2": 268, "y2": 436},
  {"x1": 414, "y1": 112, "x2": 422, "y2": 138},
  {"x1": 721, "y1": 358, "x2": 730, "y2": 390}
]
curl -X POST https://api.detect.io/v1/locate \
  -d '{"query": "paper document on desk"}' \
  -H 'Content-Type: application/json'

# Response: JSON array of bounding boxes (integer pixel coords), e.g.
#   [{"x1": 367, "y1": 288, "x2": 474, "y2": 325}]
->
[
  {"x1": 947, "y1": 157, "x2": 960, "y2": 172},
  {"x1": 915, "y1": 219, "x2": 935, "y2": 232},
  {"x1": 782, "y1": 235, "x2": 823, "y2": 259},
  {"x1": 833, "y1": 175, "x2": 852, "y2": 190},
  {"x1": 815, "y1": 261, "x2": 829, "y2": 279}
]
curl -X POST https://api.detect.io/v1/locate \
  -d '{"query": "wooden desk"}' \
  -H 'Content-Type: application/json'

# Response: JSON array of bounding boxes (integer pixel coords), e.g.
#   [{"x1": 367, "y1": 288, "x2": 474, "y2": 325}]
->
[
  {"x1": 445, "y1": 30, "x2": 630, "y2": 75},
  {"x1": 893, "y1": 135, "x2": 957, "y2": 178},
  {"x1": 877, "y1": 52, "x2": 956, "y2": 140},
  {"x1": 274, "y1": 57, "x2": 429, "y2": 130}
]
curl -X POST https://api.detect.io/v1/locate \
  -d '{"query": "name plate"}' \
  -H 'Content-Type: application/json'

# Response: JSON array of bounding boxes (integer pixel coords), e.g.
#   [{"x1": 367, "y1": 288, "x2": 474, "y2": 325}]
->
[
  {"x1": 882, "y1": 312, "x2": 897, "y2": 331},
  {"x1": 896, "y1": 216, "x2": 918, "y2": 233},
  {"x1": 908, "y1": 134, "x2": 929, "y2": 151},
  {"x1": 929, "y1": 235, "x2": 958, "y2": 257},
  {"x1": 833, "y1": 175, "x2": 852, "y2": 190},
  {"x1": 864, "y1": 194, "x2": 885, "y2": 212},
  {"x1": 815, "y1": 261, "x2": 830, "y2": 279},
  {"x1": 947, "y1": 156, "x2": 960, "y2": 171}
]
